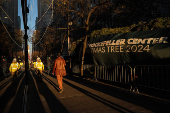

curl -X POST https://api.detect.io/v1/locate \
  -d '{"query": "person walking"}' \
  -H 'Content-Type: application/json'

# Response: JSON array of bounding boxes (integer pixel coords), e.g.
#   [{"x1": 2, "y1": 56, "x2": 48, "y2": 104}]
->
[
  {"x1": 52, "y1": 53, "x2": 66, "y2": 93},
  {"x1": 47, "y1": 56, "x2": 51, "y2": 75},
  {"x1": 34, "y1": 57, "x2": 44, "y2": 81},
  {"x1": 1, "y1": 57, "x2": 7, "y2": 78},
  {"x1": 9, "y1": 58, "x2": 20, "y2": 81},
  {"x1": 33, "y1": 60, "x2": 36, "y2": 69},
  {"x1": 19, "y1": 60, "x2": 24, "y2": 70},
  {"x1": 130, "y1": 67, "x2": 139, "y2": 93}
]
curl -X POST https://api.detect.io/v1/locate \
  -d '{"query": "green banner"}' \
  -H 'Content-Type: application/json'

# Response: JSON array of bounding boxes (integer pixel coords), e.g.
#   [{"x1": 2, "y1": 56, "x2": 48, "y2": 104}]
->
[{"x1": 88, "y1": 28, "x2": 170, "y2": 65}]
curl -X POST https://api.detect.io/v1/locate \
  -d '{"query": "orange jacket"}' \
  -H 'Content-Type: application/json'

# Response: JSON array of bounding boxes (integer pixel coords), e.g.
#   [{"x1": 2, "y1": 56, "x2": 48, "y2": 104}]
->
[{"x1": 53, "y1": 57, "x2": 66, "y2": 75}]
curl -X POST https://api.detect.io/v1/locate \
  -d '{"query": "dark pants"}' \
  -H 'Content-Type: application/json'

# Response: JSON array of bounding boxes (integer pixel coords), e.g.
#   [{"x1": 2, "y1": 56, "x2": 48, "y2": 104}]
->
[
  {"x1": 130, "y1": 77, "x2": 138, "y2": 92},
  {"x1": 37, "y1": 70, "x2": 42, "y2": 80},
  {"x1": 47, "y1": 66, "x2": 50, "y2": 75},
  {"x1": 3, "y1": 68, "x2": 7, "y2": 76},
  {"x1": 12, "y1": 71, "x2": 18, "y2": 81}
]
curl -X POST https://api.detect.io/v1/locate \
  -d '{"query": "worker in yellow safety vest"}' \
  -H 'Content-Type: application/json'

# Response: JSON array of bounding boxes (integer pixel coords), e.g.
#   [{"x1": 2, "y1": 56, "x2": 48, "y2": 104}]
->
[
  {"x1": 34, "y1": 57, "x2": 44, "y2": 80},
  {"x1": 19, "y1": 61, "x2": 24, "y2": 70},
  {"x1": 33, "y1": 61, "x2": 36, "y2": 69},
  {"x1": 9, "y1": 58, "x2": 20, "y2": 80}
]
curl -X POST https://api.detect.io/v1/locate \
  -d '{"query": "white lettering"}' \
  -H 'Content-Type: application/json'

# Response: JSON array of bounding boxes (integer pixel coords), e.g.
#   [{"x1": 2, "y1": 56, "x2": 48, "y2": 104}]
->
[
  {"x1": 115, "y1": 46, "x2": 119, "y2": 52},
  {"x1": 120, "y1": 39, "x2": 126, "y2": 45},
  {"x1": 127, "y1": 38, "x2": 134, "y2": 44},
  {"x1": 163, "y1": 37, "x2": 168, "y2": 43},
  {"x1": 138, "y1": 39, "x2": 146, "y2": 44},
  {"x1": 152, "y1": 38, "x2": 160, "y2": 44},
  {"x1": 115, "y1": 40, "x2": 120, "y2": 45},
  {"x1": 107, "y1": 46, "x2": 110, "y2": 52},
  {"x1": 111, "y1": 46, "x2": 115, "y2": 52},
  {"x1": 120, "y1": 46, "x2": 124, "y2": 52},
  {"x1": 110, "y1": 40, "x2": 116, "y2": 45},
  {"x1": 106, "y1": 40, "x2": 111, "y2": 46},
  {"x1": 147, "y1": 38, "x2": 153, "y2": 44},
  {"x1": 102, "y1": 47, "x2": 105, "y2": 53}
]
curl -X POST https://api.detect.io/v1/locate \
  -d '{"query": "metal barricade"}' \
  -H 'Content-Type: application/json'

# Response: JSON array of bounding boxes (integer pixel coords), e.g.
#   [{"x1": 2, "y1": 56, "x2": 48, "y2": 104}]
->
[
  {"x1": 94, "y1": 65, "x2": 132, "y2": 84},
  {"x1": 72, "y1": 64, "x2": 170, "y2": 92},
  {"x1": 134, "y1": 65, "x2": 170, "y2": 91}
]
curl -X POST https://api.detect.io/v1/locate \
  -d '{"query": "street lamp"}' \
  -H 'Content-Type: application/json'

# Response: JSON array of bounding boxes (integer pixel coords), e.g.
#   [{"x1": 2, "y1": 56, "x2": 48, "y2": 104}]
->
[{"x1": 68, "y1": 21, "x2": 72, "y2": 71}]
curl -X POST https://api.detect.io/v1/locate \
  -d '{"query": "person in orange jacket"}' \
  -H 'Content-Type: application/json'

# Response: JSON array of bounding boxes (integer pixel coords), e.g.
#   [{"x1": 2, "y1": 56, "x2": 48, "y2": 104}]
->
[
  {"x1": 9, "y1": 58, "x2": 20, "y2": 81},
  {"x1": 52, "y1": 53, "x2": 66, "y2": 93}
]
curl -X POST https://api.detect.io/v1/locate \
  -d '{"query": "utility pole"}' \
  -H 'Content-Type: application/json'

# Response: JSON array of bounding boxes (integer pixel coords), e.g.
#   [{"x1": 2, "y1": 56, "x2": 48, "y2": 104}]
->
[
  {"x1": 68, "y1": 2, "x2": 71, "y2": 69},
  {"x1": 21, "y1": 0, "x2": 29, "y2": 85},
  {"x1": 21, "y1": 0, "x2": 29, "y2": 112}
]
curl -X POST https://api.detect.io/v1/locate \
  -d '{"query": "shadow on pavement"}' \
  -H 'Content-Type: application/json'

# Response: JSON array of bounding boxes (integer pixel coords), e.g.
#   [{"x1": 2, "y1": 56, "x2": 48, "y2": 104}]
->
[
  {"x1": 0, "y1": 71, "x2": 24, "y2": 113},
  {"x1": 31, "y1": 70, "x2": 69, "y2": 113},
  {"x1": 63, "y1": 78, "x2": 135, "y2": 113},
  {"x1": 64, "y1": 75, "x2": 170, "y2": 112},
  {"x1": 42, "y1": 74, "x2": 60, "y2": 92},
  {"x1": 43, "y1": 71, "x2": 56, "y2": 78},
  {"x1": 27, "y1": 70, "x2": 46, "y2": 113}
]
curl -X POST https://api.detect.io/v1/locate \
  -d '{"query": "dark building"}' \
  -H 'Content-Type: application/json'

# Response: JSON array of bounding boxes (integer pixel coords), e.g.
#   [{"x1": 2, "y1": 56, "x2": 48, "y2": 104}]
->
[
  {"x1": 0, "y1": 0, "x2": 21, "y2": 59},
  {"x1": 160, "y1": 0, "x2": 170, "y2": 17},
  {"x1": 17, "y1": 16, "x2": 21, "y2": 29}
]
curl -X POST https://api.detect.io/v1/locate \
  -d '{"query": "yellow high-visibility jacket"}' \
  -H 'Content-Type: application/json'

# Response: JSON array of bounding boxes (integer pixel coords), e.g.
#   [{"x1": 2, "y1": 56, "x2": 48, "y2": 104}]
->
[
  {"x1": 34, "y1": 61, "x2": 44, "y2": 71},
  {"x1": 33, "y1": 62, "x2": 36, "y2": 68},
  {"x1": 9, "y1": 62, "x2": 20, "y2": 72},
  {"x1": 20, "y1": 62, "x2": 23, "y2": 66}
]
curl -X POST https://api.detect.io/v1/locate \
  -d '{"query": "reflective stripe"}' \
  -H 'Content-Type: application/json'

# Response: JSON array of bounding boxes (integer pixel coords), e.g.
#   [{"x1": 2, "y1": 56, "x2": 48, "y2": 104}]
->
[
  {"x1": 37, "y1": 67, "x2": 42, "y2": 68},
  {"x1": 12, "y1": 68, "x2": 17, "y2": 69}
]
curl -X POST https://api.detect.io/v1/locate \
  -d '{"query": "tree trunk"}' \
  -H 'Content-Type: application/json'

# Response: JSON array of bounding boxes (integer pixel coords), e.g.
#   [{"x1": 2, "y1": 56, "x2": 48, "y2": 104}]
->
[
  {"x1": 80, "y1": 29, "x2": 88, "y2": 77},
  {"x1": 61, "y1": 34, "x2": 67, "y2": 53}
]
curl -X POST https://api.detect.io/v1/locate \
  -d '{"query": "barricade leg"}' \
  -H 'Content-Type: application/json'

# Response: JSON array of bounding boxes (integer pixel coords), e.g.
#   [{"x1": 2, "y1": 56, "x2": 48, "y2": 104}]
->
[{"x1": 93, "y1": 66, "x2": 98, "y2": 82}]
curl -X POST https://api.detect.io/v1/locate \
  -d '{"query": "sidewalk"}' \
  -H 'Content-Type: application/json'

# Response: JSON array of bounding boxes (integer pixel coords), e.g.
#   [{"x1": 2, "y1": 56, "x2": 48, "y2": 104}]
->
[
  {"x1": 0, "y1": 71, "x2": 25, "y2": 113},
  {"x1": 1, "y1": 69, "x2": 170, "y2": 113},
  {"x1": 29, "y1": 70, "x2": 170, "y2": 113}
]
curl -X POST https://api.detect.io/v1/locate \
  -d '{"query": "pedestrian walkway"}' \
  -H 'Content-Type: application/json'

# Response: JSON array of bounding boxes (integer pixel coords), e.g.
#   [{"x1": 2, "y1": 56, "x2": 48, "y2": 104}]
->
[
  {"x1": 29, "y1": 69, "x2": 170, "y2": 113},
  {"x1": 0, "y1": 71, "x2": 25, "y2": 113},
  {"x1": 0, "y1": 69, "x2": 170, "y2": 113}
]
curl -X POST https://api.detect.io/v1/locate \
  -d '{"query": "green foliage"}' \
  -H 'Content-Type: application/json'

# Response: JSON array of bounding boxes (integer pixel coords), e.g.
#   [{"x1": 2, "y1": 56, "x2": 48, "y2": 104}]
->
[{"x1": 91, "y1": 17, "x2": 170, "y2": 37}]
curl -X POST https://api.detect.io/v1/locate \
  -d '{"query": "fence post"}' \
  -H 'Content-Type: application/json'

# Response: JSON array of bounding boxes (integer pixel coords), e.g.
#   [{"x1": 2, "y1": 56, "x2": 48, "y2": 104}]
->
[
  {"x1": 93, "y1": 66, "x2": 98, "y2": 82},
  {"x1": 133, "y1": 66, "x2": 139, "y2": 93},
  {"x1": 129, "y1": 66, "x2": 133, "y2": 91}
]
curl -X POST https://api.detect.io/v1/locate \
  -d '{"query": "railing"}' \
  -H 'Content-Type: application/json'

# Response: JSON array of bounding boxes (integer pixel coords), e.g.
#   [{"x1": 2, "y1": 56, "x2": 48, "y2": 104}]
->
[
  {"x1": 94, "y1": 65, "x2": 132, "y2": 84},
  {"x1": 72, "y1": 64, "x2": 170, "y2": 92},
  {"x1": 72, "y1": 64, "x2": 132, "y2": 84},
  {"x1": 135, "y1": 65, "x2": 170, "y2": 91}
]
